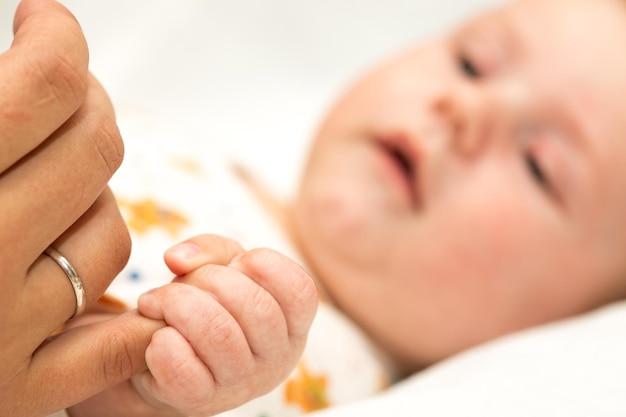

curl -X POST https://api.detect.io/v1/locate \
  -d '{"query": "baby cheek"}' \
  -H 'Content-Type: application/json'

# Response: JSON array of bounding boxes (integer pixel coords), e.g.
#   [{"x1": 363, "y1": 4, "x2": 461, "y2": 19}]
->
[
  {"x1": 303, "y1": 165, "x2": 388, "y2": 238},
  {"x1": 439, "y1": 201, "x2": 533, "y2": 279}
]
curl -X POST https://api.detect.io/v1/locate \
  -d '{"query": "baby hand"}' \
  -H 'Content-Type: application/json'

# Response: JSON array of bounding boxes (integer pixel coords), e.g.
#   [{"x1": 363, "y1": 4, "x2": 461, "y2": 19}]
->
[{"x1": 135, "y1": 234, "x2": 319, "y2": 416}]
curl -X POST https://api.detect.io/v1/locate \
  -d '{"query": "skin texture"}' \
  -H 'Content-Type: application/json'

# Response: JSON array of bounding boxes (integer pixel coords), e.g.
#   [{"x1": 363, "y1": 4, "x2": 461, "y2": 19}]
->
[
  {"x1": 0, "y1": 1, "x2": 318, "y2": 416},
  {"x1": 290, "y1": 0, "x2": 626, "y2": 372},
  {"x1": 68, "y1": 235, "x2": 318, "y2": 417},
  {"x1": 5, "y1": 0, "x2": 626, "y2": 415},
  {"x1": 0, "y1": 0, "x2": 150, "y2": 414}
]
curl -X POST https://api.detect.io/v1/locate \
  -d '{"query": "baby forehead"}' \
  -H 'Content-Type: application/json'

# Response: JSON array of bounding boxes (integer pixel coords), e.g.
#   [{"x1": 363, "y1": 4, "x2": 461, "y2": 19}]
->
[{"x1": 487, "y1": 0, "x2": 626, "y2": 63}]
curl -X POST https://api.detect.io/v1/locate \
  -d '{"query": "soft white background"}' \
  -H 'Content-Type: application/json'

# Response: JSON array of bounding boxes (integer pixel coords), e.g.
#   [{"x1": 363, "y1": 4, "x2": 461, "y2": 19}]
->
[{"x1": 1, "y1": 0, "x2": 504, "y2": 195}]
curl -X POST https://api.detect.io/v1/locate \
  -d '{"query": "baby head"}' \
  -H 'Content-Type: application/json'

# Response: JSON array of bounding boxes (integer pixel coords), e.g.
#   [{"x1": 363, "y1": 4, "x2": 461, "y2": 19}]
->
[{"x1": 289, "y1": 0, "x2": 626, "y2": 372}]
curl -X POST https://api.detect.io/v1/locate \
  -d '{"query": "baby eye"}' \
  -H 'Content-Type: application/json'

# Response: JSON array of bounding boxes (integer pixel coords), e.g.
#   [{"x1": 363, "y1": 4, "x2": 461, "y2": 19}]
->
[
  {"x1": 458, "y1": 54, "x2": 481, "y2": 79},
  {"x1": 524, "y1": 152, "x2": 550, "y2": 189}
]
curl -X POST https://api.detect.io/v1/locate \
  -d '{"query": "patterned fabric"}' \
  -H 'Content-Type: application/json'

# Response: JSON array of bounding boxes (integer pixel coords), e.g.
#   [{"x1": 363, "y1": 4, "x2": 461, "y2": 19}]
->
[{"x1": 104, "y1": 125, "x2": 395, "y2": 416}]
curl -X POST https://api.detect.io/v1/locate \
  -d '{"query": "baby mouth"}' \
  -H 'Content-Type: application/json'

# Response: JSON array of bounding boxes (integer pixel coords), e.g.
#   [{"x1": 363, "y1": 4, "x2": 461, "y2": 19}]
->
[{"x1": 378, "y1": 137, "x2": 422, "y2": 209}]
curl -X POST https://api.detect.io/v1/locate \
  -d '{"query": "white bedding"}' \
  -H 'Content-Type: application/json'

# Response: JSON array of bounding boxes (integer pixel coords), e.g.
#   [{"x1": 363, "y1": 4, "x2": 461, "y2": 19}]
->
[
  {"x1": 312, "y1": 300, "x2": 626, "y2": 416},
  {"x1": 3, "y1": 0, "x2": 625, "y2": 414}
]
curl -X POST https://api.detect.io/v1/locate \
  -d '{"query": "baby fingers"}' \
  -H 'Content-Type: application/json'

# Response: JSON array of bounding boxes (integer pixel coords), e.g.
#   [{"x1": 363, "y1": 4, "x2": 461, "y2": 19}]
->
[
  {"x1": 163, "y1": 234, "x2": 244, "y2": 276},
  {"x1": 135, "y1": 326, "x2": 215, "y2": 414},
  {"x1": 136, "y1": 247, "x2": 318, "y2": 415},
  {"x1": 140, "y1": 279, "x2": 257, "y2": 382},
  {"x1": 229, "y1": 248, "x2": 319, "y2": 343},
  {"x1": 137, "y1": 278, "x2": 272, "y2": 414}
]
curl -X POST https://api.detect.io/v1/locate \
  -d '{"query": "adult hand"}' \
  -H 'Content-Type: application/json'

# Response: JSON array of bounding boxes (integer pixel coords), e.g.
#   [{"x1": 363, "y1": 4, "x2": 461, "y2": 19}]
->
[{"x1": 0, "y1": 1, "x2": 160, "y2": 415}]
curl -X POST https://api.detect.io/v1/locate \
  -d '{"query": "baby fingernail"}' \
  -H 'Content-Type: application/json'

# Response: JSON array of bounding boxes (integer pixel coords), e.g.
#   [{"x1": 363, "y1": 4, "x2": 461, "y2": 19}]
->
[{"x1": 166, "y1": 241, "x2": 201, "y2": 260}]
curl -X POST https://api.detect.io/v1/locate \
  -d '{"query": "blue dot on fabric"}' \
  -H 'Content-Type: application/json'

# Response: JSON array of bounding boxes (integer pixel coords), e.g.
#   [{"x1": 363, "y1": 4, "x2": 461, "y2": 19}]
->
[{"x1": 128, "y1": 269, "x2": 142, "y2": 281}]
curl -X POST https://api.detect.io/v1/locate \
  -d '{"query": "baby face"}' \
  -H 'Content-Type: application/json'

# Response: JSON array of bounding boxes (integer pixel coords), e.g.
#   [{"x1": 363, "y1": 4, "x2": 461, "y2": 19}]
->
[{"x1": 292, "y1": 0, "x2": 626, "y2": 370}]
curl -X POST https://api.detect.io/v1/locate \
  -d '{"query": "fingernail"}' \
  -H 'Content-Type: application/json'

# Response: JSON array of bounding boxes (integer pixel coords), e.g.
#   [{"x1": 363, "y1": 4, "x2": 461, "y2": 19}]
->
[{"x1": 166, "y1": 241, "x2": 201, "y2": 260}]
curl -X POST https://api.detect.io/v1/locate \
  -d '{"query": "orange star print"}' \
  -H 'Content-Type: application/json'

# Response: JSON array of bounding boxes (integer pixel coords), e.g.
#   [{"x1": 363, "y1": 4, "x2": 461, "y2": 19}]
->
[
  {"x1": 118, "y1": 198, "x2": 188, "y2": 237},
  {"x1": 284, "y1": 361, "x2": 330, "y2": 413}
]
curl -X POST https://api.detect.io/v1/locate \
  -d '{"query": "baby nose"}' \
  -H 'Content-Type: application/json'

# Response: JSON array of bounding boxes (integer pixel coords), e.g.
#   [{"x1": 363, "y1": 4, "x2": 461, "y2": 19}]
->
[
  {"x1": 433, "y1": 81, "x2": 531, "y2": 158},
  {"x1": 434, "y1": 85, "x2": 489, "y2": 158}
]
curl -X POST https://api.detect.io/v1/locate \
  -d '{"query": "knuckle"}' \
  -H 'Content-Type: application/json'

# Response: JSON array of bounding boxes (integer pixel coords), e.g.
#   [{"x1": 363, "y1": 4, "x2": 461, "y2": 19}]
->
[
  {"x1": 84, "y1": 194, "x2": 131, "y2": 298},
  {"x1": 157, "y1": 358, "x2": 196, "y2": 395},
  {"x1": 204, "y1": 234, "x2": 245, "y2": 263},
  {"x1": 156, "y1": 359, "x2": 214, "y2": 411},
  {"x1": 243, "y1": 247, "x2": 291, "y2": 272},
  {"x1": 158, "y1": 282, "x2": 194, "y2": 307},
  {"x1": 247, "y1": 284, "x2": 277, "y2": 320},
  {"x1": 247, "y1": 246, "x2": 278, "y2": 261},
  {"x1": 108, "y1": 215, "x2": 131, "y2": 275},
  {"x1": 96, "y1": 323, "x2": 142, "y2": 385},
  {"x1": 240, "y1": 247, "x2": 318, "y2": 336},
  {"x1": 248, "y1": 248, "x2": 318, "y2": 302},
  {"x1": 291, "y1": 276, "x2": 319, "y2": 334},
  {"x1": 236, "y1": 247, "x2": 280, "y2": 274},
  {"x1": 30, "y1": 44, "x2": 88, "y2": 113},
  {"x1": 90, "y1": 115, "x2": 124, "y2": 179},
  {"x1": 206, "y1": 310, "x2": 238, "y2": 347},
  {"x1": 291, "y1": 267, "x2": 318, "y2": 307}
]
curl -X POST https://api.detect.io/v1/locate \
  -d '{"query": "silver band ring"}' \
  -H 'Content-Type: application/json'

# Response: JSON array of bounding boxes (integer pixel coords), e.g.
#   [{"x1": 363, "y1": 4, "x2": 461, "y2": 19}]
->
[{"x1": 44, "y1": 247, "x2": 86, "y2": 318}]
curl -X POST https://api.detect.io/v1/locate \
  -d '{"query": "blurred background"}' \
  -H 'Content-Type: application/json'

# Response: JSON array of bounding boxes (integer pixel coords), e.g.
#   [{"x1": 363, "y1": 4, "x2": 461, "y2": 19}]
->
[{"x1": 1, "y1": 0, "x2": 505, "y2": 194}]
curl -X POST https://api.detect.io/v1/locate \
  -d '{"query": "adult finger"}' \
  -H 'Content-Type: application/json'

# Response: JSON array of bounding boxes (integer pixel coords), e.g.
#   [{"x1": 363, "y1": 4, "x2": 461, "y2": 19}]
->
[
  {"x1": 0, "y1": 0, "x2": 89, "y2": 172},
  {"x1": 0, "y1": 74, "x2": 123, "y2": 271},
  {"x1": 31, "y1": 188, "x2": 131, "y2": 336},
  {"x1": 2, "y1": 188, "x2": 131, "y2": 363},
  {"x1": 0, "y1": 310, "x2": 165, "y2": 417}
]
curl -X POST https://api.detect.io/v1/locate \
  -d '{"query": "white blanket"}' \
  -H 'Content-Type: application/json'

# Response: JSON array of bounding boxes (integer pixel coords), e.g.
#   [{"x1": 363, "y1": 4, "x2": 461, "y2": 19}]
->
[{"x1": 5, "y1": 0, "x2": 620, "y2": 415}]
